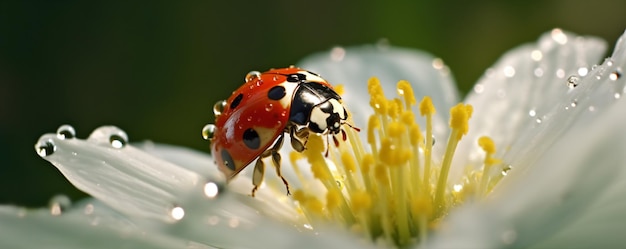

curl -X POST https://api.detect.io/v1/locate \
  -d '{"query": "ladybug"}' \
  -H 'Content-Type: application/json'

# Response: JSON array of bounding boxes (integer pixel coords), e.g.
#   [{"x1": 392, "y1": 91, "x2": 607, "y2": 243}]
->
[{"x1": 207, "y1": 66, "x2": 357, "y2": 197}]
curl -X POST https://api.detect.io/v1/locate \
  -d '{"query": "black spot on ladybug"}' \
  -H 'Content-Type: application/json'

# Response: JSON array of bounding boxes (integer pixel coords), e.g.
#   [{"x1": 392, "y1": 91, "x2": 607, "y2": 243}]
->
[
  {"x1": 268, "y1": 86, "x2": 287, "y2": 100},
  {"x1": 286, "y1": 73, "x2": 307, "y2": 83},
  {"x1": 230, "y1": 93, "x2": 243, "y2": 109},
  {"x1": 221, "y1": 149, "x2": 236, "y2": 171},
  {"x1": 243, "y1": 128, "x2": 261, "y2": 150}
]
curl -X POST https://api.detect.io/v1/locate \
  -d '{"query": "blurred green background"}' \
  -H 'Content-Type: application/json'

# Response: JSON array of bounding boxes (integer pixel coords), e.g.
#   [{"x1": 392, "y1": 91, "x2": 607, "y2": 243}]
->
[{"x1": 1, "y1": 1, "x2": 624, "y2": 207}]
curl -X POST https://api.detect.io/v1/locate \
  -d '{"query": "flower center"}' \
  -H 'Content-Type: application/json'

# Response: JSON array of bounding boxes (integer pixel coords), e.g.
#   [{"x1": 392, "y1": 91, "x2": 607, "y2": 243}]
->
[{"x1": 287, "y1": 77, "x2": 504, "y2": 247}]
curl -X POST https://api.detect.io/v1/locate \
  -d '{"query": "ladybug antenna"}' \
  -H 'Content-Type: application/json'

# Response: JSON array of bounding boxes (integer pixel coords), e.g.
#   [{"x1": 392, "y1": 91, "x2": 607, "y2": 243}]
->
[{"x1": 343, "y1": 121, "x2": 361, "y2": 132}]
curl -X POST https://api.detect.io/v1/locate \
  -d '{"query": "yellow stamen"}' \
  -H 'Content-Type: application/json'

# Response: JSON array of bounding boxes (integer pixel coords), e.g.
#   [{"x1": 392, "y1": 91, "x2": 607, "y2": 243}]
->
[{"x1": 285, "y1": 77, "x2": 507, "y2": 248}]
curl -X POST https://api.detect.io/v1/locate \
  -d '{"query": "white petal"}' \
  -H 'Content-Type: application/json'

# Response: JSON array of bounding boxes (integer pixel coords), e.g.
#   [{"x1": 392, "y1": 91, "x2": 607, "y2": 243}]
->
[
  {"x1": 430, "y1": 30, "x2": 626, "y2": 248},
  {"x1": 0, "y1": 202, "x2": 203, "y2": 249},
  {"x1": 454, "y1": 29, "x2": 607, "y2": 177},
  {"x1": 35, "y1": 125, "x2": 204, "y2": 221},
  {"x1": 298, "y1": 45, "x2": 460, "y2": 142}
]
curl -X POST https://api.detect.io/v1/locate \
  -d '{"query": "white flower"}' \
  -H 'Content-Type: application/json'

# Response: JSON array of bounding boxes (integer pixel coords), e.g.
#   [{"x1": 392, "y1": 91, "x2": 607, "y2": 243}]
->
[{"x1": 6, "y1": 28, "x2": 626, "y2": 248}]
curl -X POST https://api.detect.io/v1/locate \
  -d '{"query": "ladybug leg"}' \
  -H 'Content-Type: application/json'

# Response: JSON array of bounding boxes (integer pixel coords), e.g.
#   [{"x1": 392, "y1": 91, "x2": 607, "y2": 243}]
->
[
  {"x1": 251, "y1": 158, "x2": 265, "y2": 197},
  {"x1": 268, "y1": 134, "x2": 291, "y2": 195},
  {"x1": 289, "y1": 126, "x2": 309, "y2": 152}
]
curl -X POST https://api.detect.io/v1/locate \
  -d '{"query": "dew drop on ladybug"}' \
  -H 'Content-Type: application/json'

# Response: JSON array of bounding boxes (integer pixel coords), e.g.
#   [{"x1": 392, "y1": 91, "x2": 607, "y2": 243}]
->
[{"x1": 204, "y1": 67, "x2": 359, "y2": 197}]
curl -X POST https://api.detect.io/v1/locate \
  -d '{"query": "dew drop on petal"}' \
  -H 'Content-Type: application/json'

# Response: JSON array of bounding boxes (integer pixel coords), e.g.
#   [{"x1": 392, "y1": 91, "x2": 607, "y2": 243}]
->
[
  {"x1": 432, "y1": 58, "x2": 444, "y2": 70},
  {"x1": 607, "y1": 60, "x2": 614, "y2": 66},
  {"x1": 202, "y1": 124, "x2": 217, "y2": 140},
  {"x1": 534, "y1": 68, "x2": 544, "y2": 77},
  {"x1": 614, "y1": 93, "x2": 621, "y2": 99},
  {"x1": 36, "y1": 139, "x2": 56, "y2": 157},
  {"x1": 204, "y1": 181, "x2": 221, "y2": 199},
  {"x1": 84, "y1": 203, "x2": 95, "y2": 215},
  {"x1": 245, "y1": 71, "x2": 261, "y2": 82},
  {"x1": 473, "y1": 83, "x2": 484, "y2": 94},
  {"x1": 56, "y1": 124, "x2": 76, "y2": 140},
  {"x1": 570, "y1": 99, "x2": 578, "y2": 108},
  {"x1": 503, "y1": 66, "x2": 516, "y2": 78},
  {"x1": 577, "y1": 67, "x2": 588, "y2": 76},
  {"x1": 109, "y1": 134, "x2": 128, "y2": 149},
  {"x1": 330, "y1": 46, "x2": 346, "y2": 62},
  {"x1": 567, "y1": 75, "x2": 579, "y2": 88},
  {"x1": 551, "y1": 28, "x2": 568, "y2": 44},
  {"x1": 229, "y1": 218, "x2": 240, "y2": 228},
  {"x1": 213, "y1": 100, "x2": 226, "y2": 116},
  {"x1": 170, "y1": 206, "x2": 185, "y2": 221},
  {"x1": 528, "y1": 109, "x2": 536, "y2": 117},
  {"x1": 556, "y1": 69, "x2": 565, "y2": 78},
  {"x1": 530, "y1": 50, "x2": 543, "y2": 61},
  {"x1": 610, "y1": 71, "x2": 622, "y2": 81},
  {"x1": 49, "y1": 195, "x2": 72, "y2": 216},
  {"x1": 588, "y1": 105, "x2": 596, "y2": 112},
  {"x1": 502, "y1": 165, "x2": 513, "y2": 176},
  {"x1": 536, "y1": 118, "x2": 543, "y2": 124}
]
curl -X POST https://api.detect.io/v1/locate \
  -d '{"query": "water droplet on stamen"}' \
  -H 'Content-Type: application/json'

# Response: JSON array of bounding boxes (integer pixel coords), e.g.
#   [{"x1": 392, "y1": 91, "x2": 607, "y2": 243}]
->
[
  {"x1": 37, "y1": 139, "x2": 56, "y2": 157},
  {"x1": 245, "y1": 71, "x2": 261, "y2": 82},
  {"x1": 213, "y1": 100, "x2": 226, "y2": 116},
  {"x1": 49, "y1": 195, "x2": 72, "y2": 216},
  {"x1": 202, "y1": 124, "x2": 217, "y2": 140},
  {"x1": 109, "y1": 134, "x2": 127, "y2": 149},
  {"x1": 204, "y1": 181, "x2": 221, "y2": 198},
  {"x1": 566, "y1": 75, "x2": 579, "y2": 88},
  {"x1": 56, "y1": 124, "x2": 76, "y2": 139},
  {"x1": 170, "y1": 206, "x2": 185, "y2": 221},
  {"x1": 330, "y1": 47, "x2": 346, "y2": 61},
  {"x1": 610, "y1": 71, "x2": 622, "y2": 81}
]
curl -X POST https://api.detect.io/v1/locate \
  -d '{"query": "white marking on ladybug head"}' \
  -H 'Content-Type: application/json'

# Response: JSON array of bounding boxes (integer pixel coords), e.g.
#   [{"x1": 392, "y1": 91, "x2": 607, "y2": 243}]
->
[
  {"x1": 298, "y1": 71, "x2": 326, "y2": 84},
  {"x1": 276, "y1": 82, "x2": 299, "y2": 109},
  {"x1": 308, "y1": 99, "x2": 346, "y2": 134}
]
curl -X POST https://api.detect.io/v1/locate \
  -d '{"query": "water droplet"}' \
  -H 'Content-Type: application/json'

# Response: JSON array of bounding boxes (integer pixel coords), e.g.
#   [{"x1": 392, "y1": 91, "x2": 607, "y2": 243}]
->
[
  {"x1": 610, "y1": 71, "x2": 622, "y2": 81},
  {"x1": 556, "y1": 69, "x2": 565, "y2": 78},
  {"x1": 551, "y1": 28, "x2": 568, "y2": 44},
  {"x1": 570, "y1": 99, "x2": 578, "y2": 108},
  {"x1": 202, "y1": 124, "x2": 217, "y2": 140},
  {"x1": 535, "y1": 118, "x2": 542, "y2": 124},
  {"x1": 330, "y1": 46, "x2": 346, "y2": 61},
  {"x1": 204, "y1": 181, "x2": 221, "y2": 199},
  {"x1": 588, "y1": 105, "x2": 596, "y2": 112},
  {"x1": 245, "y1": 71, "x2": 261, "y2": 82},
  {"x1": 170, "y1": 206, "x2": 185, "y2": 221},
  {"x1": 84, "y1": 203, "x2": 95, "y2": 215},
  {"x1": 577, "y1": 67, "x2": 588, "y2": 76},
  {"x1": 228, "y1": 218, "x2": 240, "y2": 228},
  {"x1": 528, "y1": 109, "x2": 536, "y2": 117},
  {"x1": 109, "y1": 134, "x2": 127, "y2": 149},
  {"x1": 607, "y1": 60, "x2": 614, "y2": 66},
  {"x1": 614, "y1": 93, "x2": 621, "y2": 99},
  {"x1": 304, "y1": 223, "x2": 314, "y2": 230},
  {"x1": 432, "y1": 58, "x2": 444, "y2": 70},
  {"x1": 423, "y1": 135, "x2": 436, "y2": 146},
  {"x1": 56, "y1": 125, "x2": 76, "y2": 139},
  {"x1": 49, "y1": 195, "x2": 72, "y2": 216},
  {"x1": 501, "y1": 165, "x2": 513, "y2": 176},
  {"x1": 36, "y1": 139, "x2": 56, "y2": 157},
  {"x1": 566, "y1": 75, "x2": 579, "y2": 88},
  {"x1": 503, "y1": 66, "x2": 515, "y2": 78},
  {"x1": 453, "y1": 184, "x2": 463, "y2": 192},
  {"x1": 265, "y1": 103, "x2": 273, "y2": 112},
  {"x1": 534, "y1": 68, "x2": 544, "y2": 77},
  {"x1": 530, "y1": 50, "x2": 542, "y2": 61},
  {"x1": 473, "y1": 84, "x2": 484, "y2": 93},
  {"x1": 213, "y1": 100, "x2": 226, "y2": 116}
]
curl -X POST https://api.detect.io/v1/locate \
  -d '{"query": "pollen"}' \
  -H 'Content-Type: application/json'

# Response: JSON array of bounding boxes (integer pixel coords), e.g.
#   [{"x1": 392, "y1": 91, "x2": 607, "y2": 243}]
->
[{"x1": 287, "y1": 77, "x2": 506, "y2": 248}]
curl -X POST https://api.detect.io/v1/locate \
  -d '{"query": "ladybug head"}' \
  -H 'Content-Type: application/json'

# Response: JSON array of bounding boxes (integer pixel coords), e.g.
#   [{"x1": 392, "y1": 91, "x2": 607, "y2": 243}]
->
[{"x1": 308, "y1": 98, "x2": 348, "y2": 135}]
